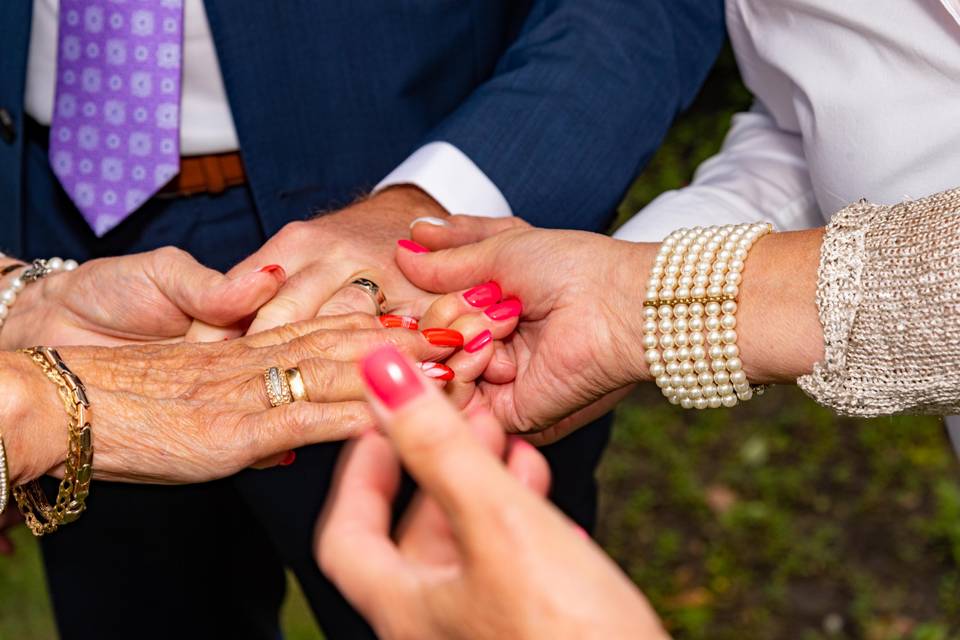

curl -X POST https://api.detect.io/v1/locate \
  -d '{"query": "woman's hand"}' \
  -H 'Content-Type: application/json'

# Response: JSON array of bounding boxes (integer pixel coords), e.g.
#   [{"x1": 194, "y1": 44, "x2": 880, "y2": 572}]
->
[
  {"x1": 0, "y1": 247, "x2": 286, "y2": 349},
  {"x1": 0, "y1": 314, "x2": 462, "y2": 486},
  {"x1": 395, "y1": 217, "x2": 656, "y2": 443},
  {"x1": 316, "y1": 345, "x2": 667, "y2": 640}
]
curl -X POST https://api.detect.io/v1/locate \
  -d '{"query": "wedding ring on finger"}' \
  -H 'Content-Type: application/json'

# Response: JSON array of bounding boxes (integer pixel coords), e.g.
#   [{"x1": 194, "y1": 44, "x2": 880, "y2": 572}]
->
[
  {"x1": 264, "y1": 366, "x2": 293, "y2": 407},
  {"x1": 285, "y1": 367, "x2": 310, "y2": 402},
  {"x1": 348, "y1": 278, "x2": 386, "y2": 315}
]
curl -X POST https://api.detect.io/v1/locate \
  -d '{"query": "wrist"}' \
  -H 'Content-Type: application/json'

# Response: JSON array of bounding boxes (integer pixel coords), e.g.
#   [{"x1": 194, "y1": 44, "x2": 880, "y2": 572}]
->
[
  {"x1": 0, "y1": 351, "x2": 67, "y2": 485},
  {"x1": 368, "y1": 184, "x2": 450, "y2": 225},
  {"x1": 609, "y1": 240, "x2": 659, "y2": 384}
]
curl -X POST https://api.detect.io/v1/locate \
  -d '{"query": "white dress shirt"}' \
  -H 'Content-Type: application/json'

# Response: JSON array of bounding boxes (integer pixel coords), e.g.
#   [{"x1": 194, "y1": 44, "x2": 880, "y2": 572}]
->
[
  {"x1": 616, "y1": 0, "x2": 960, "y2": 241},
  {"x1": 24, "y1": 0, "x2": 512, "y2": 218}
]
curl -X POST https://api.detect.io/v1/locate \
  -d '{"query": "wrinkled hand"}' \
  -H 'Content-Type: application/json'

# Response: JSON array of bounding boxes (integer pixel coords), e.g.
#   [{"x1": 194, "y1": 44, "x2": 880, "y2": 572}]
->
[
  {"x1": 5, "y1": 314, "x2": 459, "y2": 486},
  {"x1": 397, "y1": 216, "x2": 655, "y2": 444},
  {"x1": 0, "y1": 247, "x2": 284, "y2": 350},
  {"x1": 188, "y1": 186, "x2": 448, "y2": 341},
  {"x1": 316, "y1": 345, "x2": 667, "y2": 640}
]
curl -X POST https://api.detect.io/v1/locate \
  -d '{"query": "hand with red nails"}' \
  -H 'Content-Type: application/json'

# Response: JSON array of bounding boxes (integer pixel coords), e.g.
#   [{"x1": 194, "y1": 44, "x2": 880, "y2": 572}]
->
[
  {"x1": 315, "y1": 345, "x2": 668, "y2": 640},
  {"x1": 398, "y1": 216, "x2": 655, "y2": 443},
  {"x1": 186, "y1": 185, "x2": 450, "y2": 341},
  {"x1": 0, "y1": 246, "x2": 285, "y2": 350}
]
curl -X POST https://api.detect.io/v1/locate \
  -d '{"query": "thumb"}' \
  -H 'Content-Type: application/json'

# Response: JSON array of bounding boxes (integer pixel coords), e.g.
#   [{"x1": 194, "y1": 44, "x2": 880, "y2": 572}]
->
[
  {"x1": 411, "y1": 215, "x2": 529, "y2": 250},
  {"x1": 146, "y1": 247, "x2": 285, "y2": 327},
  {"x1": 359, "y1": 345, "x2": 515, "y2": 525},
  {"x1": 395, "y1": 237, "x2": 504, "y2": 295}
]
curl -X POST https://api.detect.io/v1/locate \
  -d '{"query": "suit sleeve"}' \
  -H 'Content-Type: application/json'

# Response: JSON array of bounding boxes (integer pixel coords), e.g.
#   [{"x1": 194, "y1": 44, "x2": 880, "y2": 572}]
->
[{"x1": 423, "y1": 0, "x2": 726, "y2": 232}]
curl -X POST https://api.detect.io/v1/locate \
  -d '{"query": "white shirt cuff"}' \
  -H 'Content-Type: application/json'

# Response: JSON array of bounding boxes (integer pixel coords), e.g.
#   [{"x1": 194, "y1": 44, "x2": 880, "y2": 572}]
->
[{"x1": 375, "y1": 142, "x2": 513, "y2": 218}]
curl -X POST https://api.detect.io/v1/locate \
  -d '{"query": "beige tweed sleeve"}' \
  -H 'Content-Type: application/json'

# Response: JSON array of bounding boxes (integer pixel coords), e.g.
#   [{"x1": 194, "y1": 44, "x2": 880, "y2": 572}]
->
[{"x1": 797, "y1": 187, "x2": 960, "y2": 416}]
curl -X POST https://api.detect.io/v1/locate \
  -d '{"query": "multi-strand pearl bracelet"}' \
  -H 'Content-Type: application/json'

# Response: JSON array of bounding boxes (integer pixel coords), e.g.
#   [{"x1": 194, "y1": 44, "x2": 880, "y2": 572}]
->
[
  {"x1": 0, "y1": 257, "x2": 79, "y2": 331},
  {"x1": 643, "y1": 223, "x2": 772, "y2": 409}
]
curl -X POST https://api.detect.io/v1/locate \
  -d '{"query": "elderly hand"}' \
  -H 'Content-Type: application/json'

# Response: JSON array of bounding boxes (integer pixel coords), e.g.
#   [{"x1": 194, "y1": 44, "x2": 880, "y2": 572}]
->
[
  {"x1": 187, "y1": 186, "x2": 448, "y2": 341},
  {"x1": 0, "y1": 247, "x2": 285, "y2": 350},
  {"x1": 395, "y1": 216, "x2": 656, "y2": 444},
  {"x1": 316, "y1": 345, "x2": 667, "y2": 640},
  {"x1": 0, "y1": 314, "x2": 462, "y2": 487}
]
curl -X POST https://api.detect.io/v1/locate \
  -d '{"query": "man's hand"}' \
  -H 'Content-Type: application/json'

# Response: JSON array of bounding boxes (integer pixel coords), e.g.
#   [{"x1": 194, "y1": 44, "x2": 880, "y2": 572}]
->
[
  {"x1": 188, "y1": 186, "x2": 448, "y2": 341},
  {"x1": 0, "y1": 247, "x2": 285, "y2": 350}
]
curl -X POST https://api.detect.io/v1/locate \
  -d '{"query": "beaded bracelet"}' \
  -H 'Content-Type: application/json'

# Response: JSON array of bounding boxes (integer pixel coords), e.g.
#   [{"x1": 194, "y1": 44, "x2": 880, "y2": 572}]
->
[
  {"x1": 643, "y1": 223, "x2": 772, "y2": 409},
  {"x1": 0, "y1": 258, "x2": 79, "y2": 330},
  {"x1": 0, "y1": 434, "x2": 8, "y2": 517}
]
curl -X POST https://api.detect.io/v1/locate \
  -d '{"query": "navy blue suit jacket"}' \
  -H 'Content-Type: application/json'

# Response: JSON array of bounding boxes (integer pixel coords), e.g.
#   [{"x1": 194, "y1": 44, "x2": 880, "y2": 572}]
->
[{"x1": 0, "y1": 0, "x2": 724, "y2": 252}]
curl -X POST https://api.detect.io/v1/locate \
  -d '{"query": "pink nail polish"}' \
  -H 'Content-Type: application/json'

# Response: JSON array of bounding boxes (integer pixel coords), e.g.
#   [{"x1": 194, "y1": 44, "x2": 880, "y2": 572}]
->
[
  {"x1": 463, "y1": 282, "x2": 502, "y2": 308},
  {"x1": 485, "y1": 298, "x2": 522, "y2": 321},
  {"x1": 464, "y1": 329, "x2": 493, "y2": 353},
  {"x1": 572, "y1": 525, "x2": 591, "y2": 541},
  {"x1": 361, "y1": 345, "x2": 425, "y2": 409},
  {"x1": 397, "y1": 239, "x2": 429, "y2": 254}
]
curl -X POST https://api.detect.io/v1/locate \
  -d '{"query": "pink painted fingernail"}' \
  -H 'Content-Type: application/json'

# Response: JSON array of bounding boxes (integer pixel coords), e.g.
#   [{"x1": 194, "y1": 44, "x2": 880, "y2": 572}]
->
[
  {"x1": 485, "y1": 298, "x2": 522, "y2": 321},
  {"x1": 258, "y1": 264, "x2": 286, "y2": 282},
  {"x1": 397, "y1": 239, "x2": 429, "y2": 254},
  {"x1": 418, "y1": 361, "x2": 455, "y2": 381},
  {"x1": 572, "y1": 525, "x2": 590, "y2": 540},
  {"x1": 463, "y1": 282, "x2": 502, "y2": 308},
  {"x1": 361, "y1": 345, "x2": 425, "y2": 409},
  {"x1": 464, "y1": 329, "x2": 493, "y2": 353}
]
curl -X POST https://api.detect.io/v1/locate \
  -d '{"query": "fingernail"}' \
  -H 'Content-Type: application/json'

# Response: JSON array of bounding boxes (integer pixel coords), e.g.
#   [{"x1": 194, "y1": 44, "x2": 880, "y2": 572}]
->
[
  {"x1": 572, "y1": 525, "x2": 591, "y2": 541},
  {"x1": 463, "y1": 282, "x2": 502, "y2": 308},
  {"x1": 361, "y1": 345, "x2": 426, "y2": 409},
  {"x1": 464, "y1": 329, "x2": 493, "y2": 353},
  {"x1": 422, "y1": 328, "x2": 464, "y2": 347},
  {"x1": 258, "y1": 264, "x2": 286, "y2": 282},
  {"x1": 409, "y1": 216, "x2": 449, "y2": 229},
  {"x1": 418, "y1": 361, "x2": 455, "y2": 381},
  {"x1": 485, "y1": 298, "x2": 522, "y2": 321},
  {"x1": 280, "y1": 451, "x2": 296, "y2": 466},
  {"x1": 379, "y1": 314, "x2": 420, "y2": 330},
  {"x1": 397, "y1": 239, "x2": 430, "y2": 254},
  {"x1": 509, "y1": 435, "x2": 535, "y2": 452}
]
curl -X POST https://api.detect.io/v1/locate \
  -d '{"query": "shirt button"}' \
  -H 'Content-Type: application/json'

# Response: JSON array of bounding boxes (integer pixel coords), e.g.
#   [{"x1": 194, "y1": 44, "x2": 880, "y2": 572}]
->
[{"x1": 0, "y1": 108, "x2": 15, "y2": 144}]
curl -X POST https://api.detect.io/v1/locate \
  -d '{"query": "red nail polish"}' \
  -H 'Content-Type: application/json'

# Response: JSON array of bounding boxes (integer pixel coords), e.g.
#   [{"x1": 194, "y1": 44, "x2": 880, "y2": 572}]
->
[
  {"x1": 397, "y1": 239, "x2": 429, "y2": 254},
  {"x1": 259, "y1": 264, "x2": 286, "y2": 282},
  {"x1": 485, "y1": 298, "x2": 522, "y2": 321},
  {"x1": 280, "y1": 451, "x2": 296, "y2": 466},
  {"x1": 361, "y1": 345, "x2": 426, "y2": 409},
  {"x1": 464, "y1": 329, "x2": 493, "y2": 353},
  {"x1": 463, "y1": 282, "x2": 502, "y2": 308},
  {"x1": 422, "y1": 328, "x2": 464, "y2": 347},
  {"x1": 418, "y1": 361, "x2": 455, "y2": 381},
  {"x1": 379, "y1": 314, "x2": 420, "y2": 330}
]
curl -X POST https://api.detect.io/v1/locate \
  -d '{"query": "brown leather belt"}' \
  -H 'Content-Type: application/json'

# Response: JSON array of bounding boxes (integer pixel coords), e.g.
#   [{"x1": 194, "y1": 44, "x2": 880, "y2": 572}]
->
[{"x1": 157, "y1": 151, "x2": 247, "y2": 198}]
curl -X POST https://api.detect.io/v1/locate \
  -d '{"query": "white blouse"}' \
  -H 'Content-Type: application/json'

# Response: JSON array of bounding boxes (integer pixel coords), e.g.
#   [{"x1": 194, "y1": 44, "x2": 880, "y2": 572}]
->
[{"x1": 616, "y1": 0, "x2": 960, "y2": 241}]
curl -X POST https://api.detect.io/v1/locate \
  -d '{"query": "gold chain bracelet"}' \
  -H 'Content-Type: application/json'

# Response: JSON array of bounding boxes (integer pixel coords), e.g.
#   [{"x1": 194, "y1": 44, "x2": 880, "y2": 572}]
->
[{"x1": 13, "y1": 347, "x2": 93, "y2": 536}]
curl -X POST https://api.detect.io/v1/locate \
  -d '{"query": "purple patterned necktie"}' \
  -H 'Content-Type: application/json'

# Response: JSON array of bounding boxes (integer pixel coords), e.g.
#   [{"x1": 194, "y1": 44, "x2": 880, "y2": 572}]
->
[{"x1": 50, "y1": 0, "x2": 184, "y2": 237}]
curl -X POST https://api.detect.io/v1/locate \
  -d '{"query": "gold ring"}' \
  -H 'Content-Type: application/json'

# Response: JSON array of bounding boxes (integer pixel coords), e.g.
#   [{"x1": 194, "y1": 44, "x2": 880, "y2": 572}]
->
[
  {"x1": 348, "y1": 278, "x2": 386, "y2": 315},
  {"x1": 285, "y1": 367, "x2": 310, "y2": 402},
  {"x1": 264, "y1": 366, "x2": 293, "y2": 407}
]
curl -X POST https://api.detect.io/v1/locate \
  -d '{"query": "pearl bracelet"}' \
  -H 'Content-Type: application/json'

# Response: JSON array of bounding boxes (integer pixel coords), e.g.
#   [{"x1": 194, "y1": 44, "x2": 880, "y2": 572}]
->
[
  {"x1": 0, "y1": 257, "x2": 79, "y2": 331},
  {"x1": 643, "y1": 223, "x2": 772, "y2": 409}
]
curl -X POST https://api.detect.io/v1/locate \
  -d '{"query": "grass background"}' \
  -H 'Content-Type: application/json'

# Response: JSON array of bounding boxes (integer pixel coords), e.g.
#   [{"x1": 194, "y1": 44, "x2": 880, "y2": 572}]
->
[{"x1": 4, "y1": 48, "x2": 960, "y2": 639}]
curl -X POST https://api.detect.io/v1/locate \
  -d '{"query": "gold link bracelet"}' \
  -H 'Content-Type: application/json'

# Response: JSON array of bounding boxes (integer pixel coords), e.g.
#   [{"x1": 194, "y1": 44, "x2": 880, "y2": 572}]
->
[{"x1": 14, "y1": 347, "x2": 93, "y2": 536}]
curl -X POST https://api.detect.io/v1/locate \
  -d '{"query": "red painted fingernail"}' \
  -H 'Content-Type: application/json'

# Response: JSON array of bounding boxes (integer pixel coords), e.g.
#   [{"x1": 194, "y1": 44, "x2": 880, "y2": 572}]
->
[
  {"x1": 280, "y1": 451, "x2": 296, "y2": 466},
  {"x1": 463, "y1": 282, "x2": 502, "y2": 308},
  {"x1": 397, "y1": 239, "x2": 429, "y2": 254},
  {"x1": 485, "y1": 298, "x2": 522, "y2": 321},
  {"x1": 464, "y1": 329, "x2": 493, "y2": 353},
  {"x1": 422, "y1": 328, "x2": 464, "y2": 347},
  {"x1": 361, "y1": 345, "x2": 426, "y2": 409},
  {"x1": 379, "y1": 314, "x2": 420, "y2": 330},
  {"x1": 418, "y1": 361, "x2": 455, "y2": 381},
  {"x1": 258, "y1": 264, "x2": 286, "y2": 282}
]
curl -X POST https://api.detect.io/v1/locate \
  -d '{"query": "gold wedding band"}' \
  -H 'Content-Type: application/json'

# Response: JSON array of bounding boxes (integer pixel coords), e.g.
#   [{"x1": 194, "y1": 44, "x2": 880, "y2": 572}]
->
[
  {"x1": 285, "y1": 367, "x2": 310, "y2": 402},
  {"x1": 264, "y1": 367, "x2": 293, "y2": 407},
  {"x1": 348, "y1": 278, "x2": 386, "y2": 315}
]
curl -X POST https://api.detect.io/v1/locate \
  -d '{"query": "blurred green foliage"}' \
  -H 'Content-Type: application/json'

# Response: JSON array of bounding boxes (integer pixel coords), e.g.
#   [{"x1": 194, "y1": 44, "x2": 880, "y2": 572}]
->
[{"x1": 3, "y1": 47, "x2": 960, "y2": 640}]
